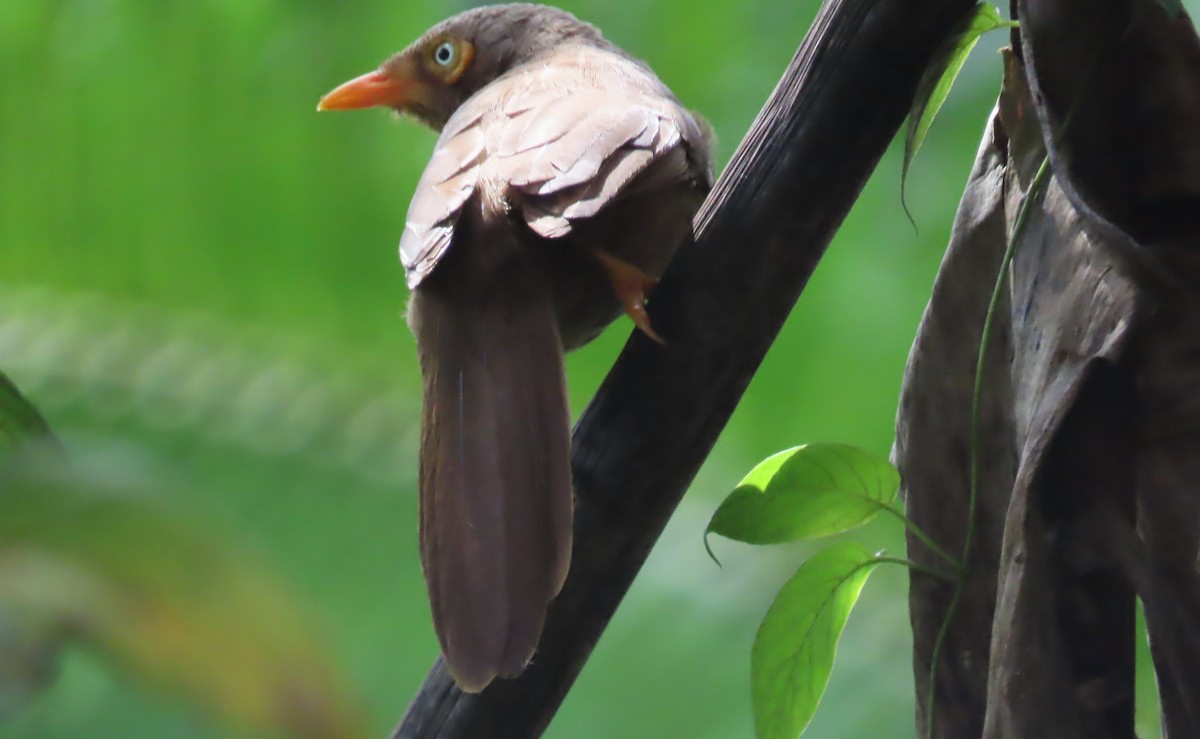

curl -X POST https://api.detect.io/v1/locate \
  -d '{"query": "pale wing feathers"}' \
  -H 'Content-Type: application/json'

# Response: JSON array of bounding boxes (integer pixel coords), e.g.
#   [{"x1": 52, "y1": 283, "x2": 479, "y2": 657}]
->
[
  {"x1": 524, "y1": 148, "x2": 655, "y2": 238},
  {"x1": 400, "y1": 46, "x2": 703, "y2": 287},
  {"x1": 400, "y1": 118, "x2": 486, "y2": 287},
  {"x1": 495, "y1": 89, "x2": 603, "y2": 157},
  {"x1": 498, "y1": 93, "x2": 655, "y2": 191}
]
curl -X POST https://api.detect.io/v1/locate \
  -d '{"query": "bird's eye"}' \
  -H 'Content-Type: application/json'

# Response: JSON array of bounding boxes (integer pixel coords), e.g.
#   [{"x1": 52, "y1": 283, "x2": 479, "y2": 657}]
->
[{"x1": 433, "y1": 42, "x2": 456, "y2": 67}]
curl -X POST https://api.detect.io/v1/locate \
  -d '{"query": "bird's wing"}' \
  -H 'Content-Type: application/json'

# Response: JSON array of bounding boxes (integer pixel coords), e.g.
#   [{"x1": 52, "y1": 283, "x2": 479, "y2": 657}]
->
[
  {"x1": 399, "y1": 46, "x2": 707, "y2": 288},
  {"x1": 399, "y1": 107, "x2": 488, "y2": 288}
]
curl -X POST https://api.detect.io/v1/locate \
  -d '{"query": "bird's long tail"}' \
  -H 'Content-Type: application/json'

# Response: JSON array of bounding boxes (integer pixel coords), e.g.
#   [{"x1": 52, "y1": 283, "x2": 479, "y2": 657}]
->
[{"x1": 408, "y1": 211, "x2": 572, "y2": 693}]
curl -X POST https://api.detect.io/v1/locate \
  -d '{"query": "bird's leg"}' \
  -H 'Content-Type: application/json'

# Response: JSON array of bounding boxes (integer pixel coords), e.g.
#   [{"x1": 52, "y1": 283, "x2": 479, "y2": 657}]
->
[{"x1": 589, "y1": 248, "x2": 666, "y2": 344}]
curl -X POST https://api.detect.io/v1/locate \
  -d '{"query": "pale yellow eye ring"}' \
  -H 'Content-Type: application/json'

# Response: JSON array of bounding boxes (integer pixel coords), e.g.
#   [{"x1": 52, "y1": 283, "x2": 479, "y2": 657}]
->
[
  {"x1": 432, "y1": 41, "x2": 455, "y2": 67},
  {"x1": 432, "y1": 40, "x2": 474, "y2": 84}
]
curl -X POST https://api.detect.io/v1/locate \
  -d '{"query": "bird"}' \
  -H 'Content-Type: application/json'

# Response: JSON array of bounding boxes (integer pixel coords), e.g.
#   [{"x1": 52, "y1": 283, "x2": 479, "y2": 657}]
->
[{"x1": 317, "y1": 3, "x2": 712, "y2": 692}]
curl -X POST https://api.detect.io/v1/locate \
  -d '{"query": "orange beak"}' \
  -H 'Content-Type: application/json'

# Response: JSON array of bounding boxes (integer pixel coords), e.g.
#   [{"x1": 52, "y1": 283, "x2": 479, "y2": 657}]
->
[{"x1": 317, "y1": 69, "x2": 408, "y2": 111}]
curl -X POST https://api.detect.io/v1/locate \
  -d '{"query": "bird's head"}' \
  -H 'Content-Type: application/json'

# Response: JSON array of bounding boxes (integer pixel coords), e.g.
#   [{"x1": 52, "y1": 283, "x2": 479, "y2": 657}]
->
[{"x1": 317, "y1": 4, "x2": 608, "y2": 130}]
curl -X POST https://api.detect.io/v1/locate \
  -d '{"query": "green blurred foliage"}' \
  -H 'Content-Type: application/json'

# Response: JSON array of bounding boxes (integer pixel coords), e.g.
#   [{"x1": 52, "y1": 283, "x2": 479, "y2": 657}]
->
[
  {"x1": 2, "y1": 1, "x2": 1192, "y2": 737},
  {"x1": 0, "y1": 461, "x2": 371, "y2": 739}
]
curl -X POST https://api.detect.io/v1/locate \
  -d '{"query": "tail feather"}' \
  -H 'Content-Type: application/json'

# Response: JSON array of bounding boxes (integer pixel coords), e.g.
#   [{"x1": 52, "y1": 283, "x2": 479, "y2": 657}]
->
[{"x1": 409, "y1": 208, "x2": 572, "y2": 692}]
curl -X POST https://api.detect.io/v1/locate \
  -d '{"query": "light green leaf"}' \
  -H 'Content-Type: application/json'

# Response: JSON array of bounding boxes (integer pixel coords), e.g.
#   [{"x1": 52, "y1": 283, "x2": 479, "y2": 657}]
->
[
  {"x1": 706, "y1": 443, "x2": 899, "y2": 553},
  {"x1": 902, "y1": 4, "x2": 1018, "y2": 215},
  {"x1": 0, "y1": 464, "x2": 370, "y2": 739},
  {"x1": 752, "y1": 542, "x2": 878, "y2": 739}
]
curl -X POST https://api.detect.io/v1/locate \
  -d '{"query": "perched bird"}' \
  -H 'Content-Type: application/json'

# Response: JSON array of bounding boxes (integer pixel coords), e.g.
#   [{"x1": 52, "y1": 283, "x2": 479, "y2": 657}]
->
[{"x1": 318, "y1": 3, "x2": 712, "y2": 692}]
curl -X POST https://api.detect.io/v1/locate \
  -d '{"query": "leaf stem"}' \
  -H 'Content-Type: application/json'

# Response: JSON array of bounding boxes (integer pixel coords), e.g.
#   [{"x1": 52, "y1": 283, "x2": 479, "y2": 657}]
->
[
  {"x1": 879, "y1": 502, "x2": 962, "y2": 570},
  {"x1": 872, "y1": 555, "x2": 957, "y2": 584},
  {"x1": 924, "y1": 155, "x2": 1051, "y2": 739}
]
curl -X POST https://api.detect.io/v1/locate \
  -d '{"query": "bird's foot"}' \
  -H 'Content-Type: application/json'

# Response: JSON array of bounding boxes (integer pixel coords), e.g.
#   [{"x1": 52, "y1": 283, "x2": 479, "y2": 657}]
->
[{"x1": 590, "y1": 249, "x2": 665, "y2": 344}]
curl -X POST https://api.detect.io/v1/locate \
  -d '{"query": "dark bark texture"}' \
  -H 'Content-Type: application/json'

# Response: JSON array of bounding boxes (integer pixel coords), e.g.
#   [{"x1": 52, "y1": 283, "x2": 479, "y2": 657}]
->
[{"x1": 897, "y1": 1, "x2": 1200, "y2": 736}]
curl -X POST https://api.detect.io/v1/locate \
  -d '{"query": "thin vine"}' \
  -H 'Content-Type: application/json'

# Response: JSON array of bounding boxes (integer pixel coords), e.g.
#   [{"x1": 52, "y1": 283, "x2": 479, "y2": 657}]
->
[
  {"x1": 924, "y1": 156, "x2": 1052, "y2": 739},
  {"x1": 879, "y1": 502, "x2": 963, "y2": 570}
]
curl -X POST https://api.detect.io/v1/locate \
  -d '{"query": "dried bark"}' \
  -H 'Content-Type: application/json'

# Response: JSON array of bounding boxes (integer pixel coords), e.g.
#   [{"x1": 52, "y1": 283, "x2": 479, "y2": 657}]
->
[{"x1": 898, "y1": 1, "x2": 1200, "y2": 736}]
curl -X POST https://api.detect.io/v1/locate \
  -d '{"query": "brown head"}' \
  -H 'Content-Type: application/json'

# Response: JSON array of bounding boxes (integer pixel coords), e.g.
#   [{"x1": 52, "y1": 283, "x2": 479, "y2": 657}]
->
[{"x1": 317, "y1": 4, "x2": 612, "y2": 130}]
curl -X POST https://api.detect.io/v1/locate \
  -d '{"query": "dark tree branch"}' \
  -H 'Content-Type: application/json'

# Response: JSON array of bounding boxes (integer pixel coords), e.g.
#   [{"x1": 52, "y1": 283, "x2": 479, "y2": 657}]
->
[{"x1": 394, "y1": 0, "x2": 976, "y2": 735}]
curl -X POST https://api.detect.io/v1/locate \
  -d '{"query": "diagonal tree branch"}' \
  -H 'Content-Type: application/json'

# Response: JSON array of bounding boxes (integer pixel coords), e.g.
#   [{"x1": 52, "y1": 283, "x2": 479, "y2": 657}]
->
[{"x1": 394, "y1": 0, "x2": 976, "y2": 735}]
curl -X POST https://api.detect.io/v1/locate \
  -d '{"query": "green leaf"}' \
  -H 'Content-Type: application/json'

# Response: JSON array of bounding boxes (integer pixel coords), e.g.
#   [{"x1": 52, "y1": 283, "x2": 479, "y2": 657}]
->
[
  {"x1": 0, "y1": 463, "x2": 370, "y2": 738},
  {"x1": 752, "y1": 542, "x2": 878, "y2": 739},
  {"x1": 0, "y1": 372, "x2": 53, "y2": 458},
  {"x1": 706, "y1": 443, "x2": 899, "y2": 552},
  {"x1": 902, "y1": 4, "x2": 1018, "y2": 216}
]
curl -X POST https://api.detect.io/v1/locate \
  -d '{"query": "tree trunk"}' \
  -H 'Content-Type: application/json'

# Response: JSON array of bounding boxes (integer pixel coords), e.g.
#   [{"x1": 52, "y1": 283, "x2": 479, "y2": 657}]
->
[{"x1": 896, "y1": 2, "x2": 1200, "y2": 736}]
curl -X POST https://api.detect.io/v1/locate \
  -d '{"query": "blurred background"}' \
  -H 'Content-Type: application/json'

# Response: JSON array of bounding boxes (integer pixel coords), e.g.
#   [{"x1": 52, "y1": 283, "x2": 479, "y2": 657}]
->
[{"x1": 1, "y1": 1, "x2": 1190, "y2": 737}]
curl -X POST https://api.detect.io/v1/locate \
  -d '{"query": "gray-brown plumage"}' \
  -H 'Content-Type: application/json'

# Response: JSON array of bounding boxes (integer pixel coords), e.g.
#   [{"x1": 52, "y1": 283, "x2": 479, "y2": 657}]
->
[{"x1": 318, "y1": 3, "x2": 712, "y2": 692}]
